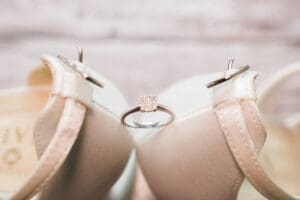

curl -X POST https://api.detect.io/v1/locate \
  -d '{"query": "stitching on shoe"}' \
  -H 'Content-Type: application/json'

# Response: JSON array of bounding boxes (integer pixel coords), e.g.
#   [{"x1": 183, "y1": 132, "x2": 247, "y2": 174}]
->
[
  {"x1": 216, "y1": 102, "x2": 268, "y2": 198},
  {"x1": 244, "y1": 101, "x2": 289, "y2": 198},
  {"x1": 18, "y1": 100, "x2": 85, "y2": 199},
  {"x1": 231, "y1": 175, "x2": 243, "y2": 199}
]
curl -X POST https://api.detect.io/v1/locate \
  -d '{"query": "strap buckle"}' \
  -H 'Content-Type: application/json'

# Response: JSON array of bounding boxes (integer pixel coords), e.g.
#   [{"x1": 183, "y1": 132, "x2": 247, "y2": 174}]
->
[
  {"x1": 207, "y1": 59, "x2": 250, "y2": 88},
  {"x1": 57, "y1": 46, "x2": 104, "y2": 88}
]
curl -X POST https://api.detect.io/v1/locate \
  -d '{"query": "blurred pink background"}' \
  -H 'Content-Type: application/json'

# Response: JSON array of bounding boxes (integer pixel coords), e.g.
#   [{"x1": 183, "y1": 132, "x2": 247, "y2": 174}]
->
[{"x1": 0, "y1": 0, "x2": 299, "y2": 104}]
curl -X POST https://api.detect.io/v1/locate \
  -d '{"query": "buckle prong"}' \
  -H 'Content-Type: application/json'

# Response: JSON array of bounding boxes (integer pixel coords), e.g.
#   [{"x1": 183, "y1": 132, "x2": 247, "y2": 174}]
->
[
  {"x1": 77, "y1": 46, "x2": 83, "y2": 63},
  {"x1": 207, "y1": 59, "x2": 249, "y2": 88},
  {"x1": 57, "y1": 46, "x2": 104, "y2": 88}
]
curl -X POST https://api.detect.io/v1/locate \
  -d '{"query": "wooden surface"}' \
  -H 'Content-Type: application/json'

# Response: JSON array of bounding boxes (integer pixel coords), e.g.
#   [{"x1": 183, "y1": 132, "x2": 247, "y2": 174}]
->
[{"x1": 0, "y1": 0, "x2": 299, "y2": 105}]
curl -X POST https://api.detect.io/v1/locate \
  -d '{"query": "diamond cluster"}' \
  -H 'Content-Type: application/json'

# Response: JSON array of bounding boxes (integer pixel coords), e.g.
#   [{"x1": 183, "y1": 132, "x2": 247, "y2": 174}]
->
[{"x1": 139, "y1": 96, "x2": 158, "y2": 112}]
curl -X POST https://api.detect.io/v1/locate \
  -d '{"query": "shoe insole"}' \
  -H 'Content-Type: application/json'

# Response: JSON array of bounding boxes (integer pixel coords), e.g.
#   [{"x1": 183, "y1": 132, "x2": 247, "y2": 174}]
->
[
  {"x1": 0, "y1": 88, "x2": 49, "y2": 194},
  {"x1": 238, "y1": 121, "x2": 300, "y2": 199}
]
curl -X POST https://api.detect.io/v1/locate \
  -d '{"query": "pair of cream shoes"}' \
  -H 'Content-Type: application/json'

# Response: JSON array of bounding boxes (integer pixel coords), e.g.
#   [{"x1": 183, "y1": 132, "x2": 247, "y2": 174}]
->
[{"x1": 0, "y1": 52, "x2": 299, "y2": 200}]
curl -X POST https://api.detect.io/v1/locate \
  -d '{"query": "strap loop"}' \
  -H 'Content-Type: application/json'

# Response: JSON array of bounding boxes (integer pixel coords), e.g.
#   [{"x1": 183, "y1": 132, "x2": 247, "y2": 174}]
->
[{"x1": 213, "y1": 71, "x2": 258, "y2": 107}]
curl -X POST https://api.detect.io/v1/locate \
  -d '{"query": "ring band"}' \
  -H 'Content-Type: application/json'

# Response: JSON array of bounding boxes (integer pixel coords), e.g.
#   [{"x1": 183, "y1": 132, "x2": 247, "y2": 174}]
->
[{"x1": 121, "y1": 96, "x2": 175, "y2": 128}]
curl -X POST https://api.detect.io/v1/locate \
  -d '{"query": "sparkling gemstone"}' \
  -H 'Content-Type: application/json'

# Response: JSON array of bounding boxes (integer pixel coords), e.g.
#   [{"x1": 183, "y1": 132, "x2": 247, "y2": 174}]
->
[{"x1": 139, "y1": 95, "x2": 158, "y2": 112}]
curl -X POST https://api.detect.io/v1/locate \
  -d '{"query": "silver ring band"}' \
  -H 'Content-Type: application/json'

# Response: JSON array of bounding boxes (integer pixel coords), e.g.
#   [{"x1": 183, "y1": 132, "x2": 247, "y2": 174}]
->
[{"x1": 121, "y1": 104, "x2": 175, "y2": 129}]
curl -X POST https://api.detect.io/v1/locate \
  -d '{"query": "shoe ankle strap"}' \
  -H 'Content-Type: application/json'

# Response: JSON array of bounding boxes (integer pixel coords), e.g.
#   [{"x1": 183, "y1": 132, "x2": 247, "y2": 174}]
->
[
  {"x1": 10, "y1": 55, "x2": 93, "y2": 200},
  {"x1": 215, "y1": 100, "x2": 300, "y2": 200},
  {"x1": 10, "y1": 98, "x2": 86, "y2": 200}
]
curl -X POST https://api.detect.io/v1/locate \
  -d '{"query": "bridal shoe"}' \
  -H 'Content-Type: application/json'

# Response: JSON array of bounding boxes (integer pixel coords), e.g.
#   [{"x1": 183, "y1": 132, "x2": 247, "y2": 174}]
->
[
  {"x1": 134, "y1": 61, "x2": 300, "y2": 200},
  {"x1": 0, "y1": 53, "x2": 133, "y2": 200}
]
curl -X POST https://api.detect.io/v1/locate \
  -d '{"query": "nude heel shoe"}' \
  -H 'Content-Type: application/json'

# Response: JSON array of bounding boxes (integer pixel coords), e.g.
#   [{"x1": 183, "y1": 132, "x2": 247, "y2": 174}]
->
[
  {"x1": 134, "y1": 61, "x2": 300, "y2": 200},
  {"x1": 0, "y1": 50, "x2": 133, "y2": 200}
]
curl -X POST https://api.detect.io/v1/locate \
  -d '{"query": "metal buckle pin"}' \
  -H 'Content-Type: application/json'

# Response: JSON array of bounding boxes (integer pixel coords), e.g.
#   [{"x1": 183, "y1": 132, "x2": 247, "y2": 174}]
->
[
  {"x1": 57, "y1": 46, "x2": 104, "y2": 88},
  {"x1": 207, "y1": 59, "x2": 249, "y2": 88}
]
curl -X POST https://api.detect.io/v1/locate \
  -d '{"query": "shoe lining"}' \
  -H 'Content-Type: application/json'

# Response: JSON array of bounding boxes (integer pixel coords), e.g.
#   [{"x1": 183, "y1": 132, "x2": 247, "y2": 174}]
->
[
  {"x1": 0, "y1": 89, "x2": 49, "y2": 193},
  {"x1": 238, "y1": 121, "x2": 300, "y2": 199}
]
